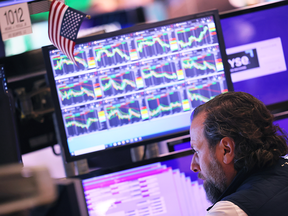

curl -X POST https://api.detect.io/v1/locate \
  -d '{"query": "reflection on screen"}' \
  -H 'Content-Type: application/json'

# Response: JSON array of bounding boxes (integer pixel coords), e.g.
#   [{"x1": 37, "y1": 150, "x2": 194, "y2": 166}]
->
[
  {"x1": 82, "y1": 153, "x2": 211, "y2": 216},
  {"x1": 221, "y1": 3, "x2": 288, "y2": 105}
]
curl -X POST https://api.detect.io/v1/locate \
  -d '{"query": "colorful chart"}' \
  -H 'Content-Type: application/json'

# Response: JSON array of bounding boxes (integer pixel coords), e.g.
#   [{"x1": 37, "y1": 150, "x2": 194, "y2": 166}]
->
[
  {"x1": 95, "y1": 42, "x2": 130, "y2": 67},
  {"x1": 100, "y1": 71, "x2": 136, "y2": 97},
  {"x1": 182, "y1": 53, "x2": 216, "y2": 78},
  {"x1": 137, "y1": 33, "x2": 171, "y2": 58},
  {"x1": 58, "y1": 80, "x2": 95, "y2": 106},
  {"x1": 147, "y1": 93, "x2": 182, "y2": 118},
  {"x1": 65, "y1": 110, "x2": 99, "y2": 137},
  {"x1": 142, "y1": 62, "x2": 178, "y2": 87},
  {"x1": 177, "y1": 25, "x2": 211, "y2": 49},
  {"x1": 106, "y1": 100, "x2": 141, "y2": 127}
]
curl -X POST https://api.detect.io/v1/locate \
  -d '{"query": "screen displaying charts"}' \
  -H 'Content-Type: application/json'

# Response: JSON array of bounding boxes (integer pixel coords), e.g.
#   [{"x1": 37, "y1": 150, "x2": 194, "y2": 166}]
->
[{"x1": 45, "y1": 13, "x2": 231, "y2": 159}]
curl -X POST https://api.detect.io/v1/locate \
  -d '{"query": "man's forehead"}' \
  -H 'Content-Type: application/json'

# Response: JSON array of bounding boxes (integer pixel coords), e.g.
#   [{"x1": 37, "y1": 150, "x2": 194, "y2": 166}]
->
[
  {"x1": 190, "y1": 111, "x2": 206, "y2": 147},
  {"x1": 190, "y1": 111, "x2": 206, "y2": 128}
]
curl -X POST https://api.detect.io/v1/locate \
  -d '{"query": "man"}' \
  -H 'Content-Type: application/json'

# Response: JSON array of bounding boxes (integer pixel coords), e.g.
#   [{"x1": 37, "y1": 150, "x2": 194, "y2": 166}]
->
[{"x1": 190, "y1": 91, "x2": 288, "y2": 216}]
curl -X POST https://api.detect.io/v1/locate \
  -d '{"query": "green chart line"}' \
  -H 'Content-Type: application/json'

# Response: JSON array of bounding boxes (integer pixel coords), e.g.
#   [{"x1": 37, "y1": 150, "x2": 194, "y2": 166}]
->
[
  {"x1": 95, "y1": 46, "x2": 130, "y2": 62},
  {"x1": 142, "y1": 69, "x2": 177, "y2": 80},
  {"x1": 59, "y1": 85, "x2": 95, "y2": 101},
  {"x1": 101, "y1": 77, "x2": 136, "y2": 92},
  {"x1": 188, "y1": 92, "x2": 211, "y2": 103},
  {"x1": 149, "y1": 101, "x2": 182, "y2": 117},
  {"x1": 65, "y1": 116, "x2": 98, "y2": 130},
  {"x1": 74, "y1": 56, "x2": 88, "y2": 68},
  {"x1": 53, "y1": 54, "x2": 88, "y2": 70},
  {"x1": 137, "y1": 36, "x2": 170, "y2": 53},
  {"x1": 53, "y1": 57, "x2": 73, "y2": 70},
  {"x1": 183, "y1": 59, "x2": 216, "y2": 71},
  {"x1": 178, "y1": 26, "x2": 209, "y2": 48},
  {"x1": 107, "y1": 107, "x2": 141, "y2": 120}
]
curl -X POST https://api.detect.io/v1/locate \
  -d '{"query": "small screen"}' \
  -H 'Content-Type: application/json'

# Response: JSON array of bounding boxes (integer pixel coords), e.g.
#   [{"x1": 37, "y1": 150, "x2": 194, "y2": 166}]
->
[
  {"x1": 43, "y1": 11, "x2": 232, "y2": 161},
  {"x1": 81, "y1": 151, "x2": 211, "y2": 216},
  {"x1": 220, "y1": 2, "x2": 288, "y2": 105}
]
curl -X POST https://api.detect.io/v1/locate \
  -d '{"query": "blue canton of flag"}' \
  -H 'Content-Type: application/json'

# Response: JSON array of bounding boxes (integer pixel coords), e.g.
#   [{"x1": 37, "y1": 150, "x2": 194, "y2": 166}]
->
[
  {"x1": 60, "y1": 8, "x2": 85, "y2": 41},
  {"x1": 48, "y1": 0, "x2": 86, "y2": 66}
]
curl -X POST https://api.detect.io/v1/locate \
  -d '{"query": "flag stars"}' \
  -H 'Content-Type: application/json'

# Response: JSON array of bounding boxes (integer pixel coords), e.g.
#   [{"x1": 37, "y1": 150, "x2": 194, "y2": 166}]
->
[{"x1": 59, "y1": 8, "x2": 85, "y2": 41}]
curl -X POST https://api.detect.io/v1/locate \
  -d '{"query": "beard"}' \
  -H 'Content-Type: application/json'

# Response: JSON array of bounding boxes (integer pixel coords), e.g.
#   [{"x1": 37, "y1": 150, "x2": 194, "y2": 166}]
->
[{"x1": 199, "y1": 157, "x2": 228, "y2": 204}]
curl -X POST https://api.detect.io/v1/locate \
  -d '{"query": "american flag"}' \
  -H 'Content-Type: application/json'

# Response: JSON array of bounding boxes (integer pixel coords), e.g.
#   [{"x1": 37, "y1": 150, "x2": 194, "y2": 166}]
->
[{"x1": 48, "y1": 0, "x2": 86, "y2": 65}]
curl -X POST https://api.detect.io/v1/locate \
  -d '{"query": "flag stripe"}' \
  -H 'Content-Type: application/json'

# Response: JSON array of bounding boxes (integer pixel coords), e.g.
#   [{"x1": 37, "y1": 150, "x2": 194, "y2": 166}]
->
[
  {"x1": 63, "y1": 38, "x2": 69, "y2": 59},
  {"x1": 53, "y1": 2, "x2": 62, "y2": 50},
  {"x1": 69, "y1": 41, "x2": 75, "y2": 63},
  {"x1": 60, "y1": 36, "x2": 65, "y2": 56},
  {"x1": 48, "y1": 2, "x2": 56, "y2": 43},
  {"x1": 56, "y1": 5, "x2": 68, "y2": 53},
  {"x1": 52, "y1": 2, "x2": 61, "y2": 49},
  {"x1": 48, "y1": 0, "x2": 85, "y2": 66},
  {"x1": 54, "y1": 3, "x2": 65, "y2": 50}
]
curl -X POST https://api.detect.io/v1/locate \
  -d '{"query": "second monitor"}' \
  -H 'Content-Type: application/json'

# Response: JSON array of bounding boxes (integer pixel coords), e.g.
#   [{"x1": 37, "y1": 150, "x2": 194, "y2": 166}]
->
[{"x1": 220, "y1": 0, "x2": 288, "y2": 106}]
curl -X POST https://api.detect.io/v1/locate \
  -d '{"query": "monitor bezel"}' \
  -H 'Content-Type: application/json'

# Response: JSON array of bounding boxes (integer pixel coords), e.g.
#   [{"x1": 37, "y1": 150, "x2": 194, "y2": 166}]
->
[
  {"x1": 76, "y1": 149, "x2": 194, "y2": 180},
  {"x1": 42, "y1": 9, "x2": 233, "y2": 162}
]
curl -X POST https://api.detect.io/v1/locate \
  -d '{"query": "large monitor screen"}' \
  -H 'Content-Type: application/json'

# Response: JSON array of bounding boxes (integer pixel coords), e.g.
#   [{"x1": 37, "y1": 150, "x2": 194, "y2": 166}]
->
[
  {"x1": 79, "y1": 150, "x2": 211, "y2": 216},
  {"x1": 42, "y1": 10, "x2": 233, "y2": 162},
  {"x1": 220, "y1": 0, "x2": 288, "y2": 105}
]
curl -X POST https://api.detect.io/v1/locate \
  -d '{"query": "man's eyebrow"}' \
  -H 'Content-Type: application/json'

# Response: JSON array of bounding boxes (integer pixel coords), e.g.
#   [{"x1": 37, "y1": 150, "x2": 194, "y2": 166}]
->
[{"x1": 190, "y1": 144, "x2": 196, "y2": 154}]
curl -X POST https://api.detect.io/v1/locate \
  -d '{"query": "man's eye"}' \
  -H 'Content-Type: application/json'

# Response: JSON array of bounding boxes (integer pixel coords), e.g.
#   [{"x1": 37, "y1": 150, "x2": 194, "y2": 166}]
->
[{"x1": 191, "y1": 148, "x2": 197, "y2": 154}]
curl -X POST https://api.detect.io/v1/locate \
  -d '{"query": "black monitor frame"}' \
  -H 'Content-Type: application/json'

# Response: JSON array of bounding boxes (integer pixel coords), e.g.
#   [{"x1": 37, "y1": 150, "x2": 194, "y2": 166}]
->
[
  {"x1": 42, "y1": 9, "x2": 233, "y2": 162},
  {"x1": 77, "y1": 149, "x2": 194, "y2": 180}
]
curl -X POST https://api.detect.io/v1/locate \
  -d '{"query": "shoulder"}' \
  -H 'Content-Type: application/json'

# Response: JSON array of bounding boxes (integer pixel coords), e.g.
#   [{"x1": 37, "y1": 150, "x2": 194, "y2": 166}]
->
[{"x1": 206, "y1": 201, "x2": 247, "y2": 216}]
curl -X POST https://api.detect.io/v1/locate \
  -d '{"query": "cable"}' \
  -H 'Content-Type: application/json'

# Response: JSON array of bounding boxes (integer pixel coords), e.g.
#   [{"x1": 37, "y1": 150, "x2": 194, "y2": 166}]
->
[{"x1": 51, "y1": 144, "x2": 61, "y2": 156}]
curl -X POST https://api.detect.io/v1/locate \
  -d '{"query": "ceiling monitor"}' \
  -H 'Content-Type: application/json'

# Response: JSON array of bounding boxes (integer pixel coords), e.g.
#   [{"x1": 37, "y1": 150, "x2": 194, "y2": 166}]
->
[
  {"x1": 42, "y1": 10, "x2": 233, "y2": 162},
  {"x1": 220, "y1": 0, "x2": 288, "y2": 106}
]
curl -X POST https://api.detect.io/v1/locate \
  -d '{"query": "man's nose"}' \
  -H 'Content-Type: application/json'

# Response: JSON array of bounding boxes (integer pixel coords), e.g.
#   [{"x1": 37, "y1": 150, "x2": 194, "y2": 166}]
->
[{"x1": 191, "y1": 154, "x2": 200, "y2": 172}]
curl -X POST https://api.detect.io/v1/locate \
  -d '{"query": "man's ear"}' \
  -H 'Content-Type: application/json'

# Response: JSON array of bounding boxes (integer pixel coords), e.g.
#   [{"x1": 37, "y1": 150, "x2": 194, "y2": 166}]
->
[{"x1": 219, "y1": 137, "x2": 235, "y2": 164}]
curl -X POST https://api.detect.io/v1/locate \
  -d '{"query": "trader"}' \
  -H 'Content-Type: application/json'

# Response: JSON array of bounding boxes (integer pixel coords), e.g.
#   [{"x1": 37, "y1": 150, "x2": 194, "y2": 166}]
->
[{"x1": 190, "y1": 91, "x2": 288, "y2": 216}]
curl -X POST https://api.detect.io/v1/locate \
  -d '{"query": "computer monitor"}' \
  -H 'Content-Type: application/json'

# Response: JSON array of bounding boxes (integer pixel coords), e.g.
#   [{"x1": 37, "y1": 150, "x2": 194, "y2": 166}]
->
[
  {"x1": 42, "y1": 10, "x2": 233, "y2": 162},
  {"x1": 78, "y1": 150, "x2": 210, "y2": 216},
  {"x1": 220, "y1": 0, "x2": 288, "y2": 105}
]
